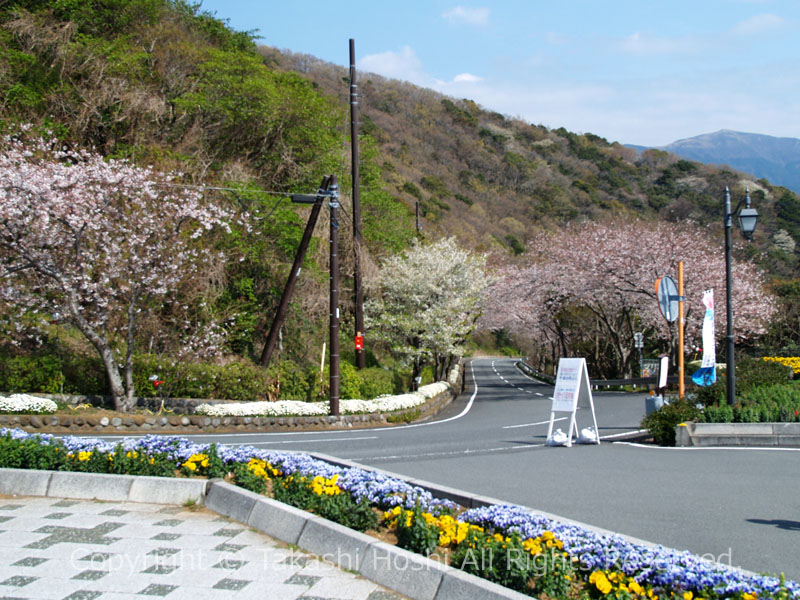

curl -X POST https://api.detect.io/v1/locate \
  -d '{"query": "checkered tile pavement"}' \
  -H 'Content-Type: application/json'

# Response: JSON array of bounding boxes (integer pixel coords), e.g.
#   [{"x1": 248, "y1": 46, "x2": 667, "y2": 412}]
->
[{"x1": 0, "y1": 497, "x2": 407, "y2": 600}]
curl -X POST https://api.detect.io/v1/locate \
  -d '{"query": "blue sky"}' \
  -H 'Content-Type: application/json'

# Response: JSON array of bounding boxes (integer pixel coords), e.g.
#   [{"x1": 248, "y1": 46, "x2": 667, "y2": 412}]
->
[{"x1": 197, "y1": 1, "x2": 800, "y2": 147}]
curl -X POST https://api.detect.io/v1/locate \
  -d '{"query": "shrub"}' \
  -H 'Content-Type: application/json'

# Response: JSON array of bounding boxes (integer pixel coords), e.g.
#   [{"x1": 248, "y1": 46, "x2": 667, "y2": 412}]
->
[
  {"x1": 0, "y1": 355, "x2": 64, "y2": 394},
  {"x1": 339, "y1": 361, "x2": 364, "y2": 400},
  {"x1": 736, "y1": 356, "x2": 792, "y2": 392},
  {"x1": 265, "y1": 360, "x2": 312, "y2": 401},
  {"x1": 641, "y1": 398, "x2": 701, "y2": 446},
  {"x1": 359, "y1": 367, "x2": 394, "y2": 399}
]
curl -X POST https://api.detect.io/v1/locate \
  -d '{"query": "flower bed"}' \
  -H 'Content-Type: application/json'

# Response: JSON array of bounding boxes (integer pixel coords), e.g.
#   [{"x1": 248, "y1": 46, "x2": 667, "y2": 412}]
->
[
  {"x1": 762, "y1": 357, "x2": 800, "y2": 375},
  {"x1": 194, "y1": 382, "x2": 451, "y2": 417},
  {"x1": 1, "y1": 427, "x2": 797, "y2": 599},
  {"x1": 0, "y1": 394, "x2": 57, "y2": 414}
]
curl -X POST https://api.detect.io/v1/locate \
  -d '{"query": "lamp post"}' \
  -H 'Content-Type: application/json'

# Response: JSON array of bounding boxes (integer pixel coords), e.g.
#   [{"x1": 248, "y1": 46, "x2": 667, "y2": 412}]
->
[{"x1": 724, "y1": 186, "x2": 758, "y2": 406}]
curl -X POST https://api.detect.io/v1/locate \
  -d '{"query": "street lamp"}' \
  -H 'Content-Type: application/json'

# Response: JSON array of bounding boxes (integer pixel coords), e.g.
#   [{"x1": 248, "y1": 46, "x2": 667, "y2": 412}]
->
[{"x1": 724, "y1": 186, "x2": 758, "y2": 406}]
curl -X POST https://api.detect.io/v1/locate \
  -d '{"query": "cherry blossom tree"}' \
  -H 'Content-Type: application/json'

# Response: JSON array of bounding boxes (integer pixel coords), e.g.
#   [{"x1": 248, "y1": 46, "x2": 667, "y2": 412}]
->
[
  {"x1": 366, "y1": 237, "x2": 490, "y2": 383},
  {"x1": 0, "y1": 129, "x2": 233, "y2": 411},
  {"x1": 483, "y1": 219, "x2": 776, "y2": 378}
]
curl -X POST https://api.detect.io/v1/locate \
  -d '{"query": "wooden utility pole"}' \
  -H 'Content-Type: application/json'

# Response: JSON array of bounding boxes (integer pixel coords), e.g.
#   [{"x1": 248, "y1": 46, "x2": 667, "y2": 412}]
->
[
  {"x1": 259, "y1": 175, "x2": 331, "y2": 368},
  {"x1": 329, "y1": 175, "x2": 340, "y2": 415},
  {"x1": 350, "y1": 39, "x2": 366, "y2": 369}
]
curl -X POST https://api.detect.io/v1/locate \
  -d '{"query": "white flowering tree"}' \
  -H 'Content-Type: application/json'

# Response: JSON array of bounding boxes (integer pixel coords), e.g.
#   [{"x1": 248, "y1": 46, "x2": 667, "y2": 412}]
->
[
  {"x1": 0, "y1": 130, "x2": 232, "y2": 411},
  {"x1": 366, "y1": 237, "x2": 490, "y2": 383},
  {"x1": 483, "y1": 220, "x2": 777, "y2": 377}
]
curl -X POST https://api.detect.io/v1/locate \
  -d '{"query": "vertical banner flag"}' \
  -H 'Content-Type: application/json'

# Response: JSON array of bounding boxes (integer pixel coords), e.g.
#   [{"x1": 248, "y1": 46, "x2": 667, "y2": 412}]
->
[{"x1": 692, "y1": 290, "x2": 716, "y2": 386}]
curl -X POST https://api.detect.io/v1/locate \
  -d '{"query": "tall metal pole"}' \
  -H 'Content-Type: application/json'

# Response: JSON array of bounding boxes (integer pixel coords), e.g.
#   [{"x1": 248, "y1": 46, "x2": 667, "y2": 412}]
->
[
  {"x1": 724, "y1": 186, "x2": 736, "y2": 405},
  {"x1": 677, "y1": 261, "x2": 685, "y2": 399},
  {"x1": 350, "y1": 39, "x2": 366, "y2": 370},
  {"x1": 329, "y1": 175, "x2": 340, "y2": 416},
  {"x1": 259, "y1": 175, "x2": 331, "y2": 368}
]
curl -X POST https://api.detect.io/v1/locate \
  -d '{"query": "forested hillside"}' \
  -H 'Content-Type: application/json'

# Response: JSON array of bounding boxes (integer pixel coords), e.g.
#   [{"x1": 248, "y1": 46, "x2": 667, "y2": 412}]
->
[
  {"x1": 0, "y1": 0, "x2": 413, "y2": 380},
  {"x1": 269, "y1": 48, "x2": 800, "y2": 279},
  {"x1": 2, "y1": 0, "x2": 800, "y2": 395}
]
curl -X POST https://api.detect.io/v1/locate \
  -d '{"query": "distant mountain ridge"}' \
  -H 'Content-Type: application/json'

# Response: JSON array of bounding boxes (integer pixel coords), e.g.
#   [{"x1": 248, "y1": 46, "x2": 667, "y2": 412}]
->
[{"x1": 646, "y1": 130, "x2": 800, "y2": 193}]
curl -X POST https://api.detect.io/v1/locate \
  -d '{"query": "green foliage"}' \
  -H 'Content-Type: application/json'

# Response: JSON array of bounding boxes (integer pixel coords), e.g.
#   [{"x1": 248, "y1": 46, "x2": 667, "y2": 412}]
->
[
  {"x1": 47, "y1": 0, "x2": 164, "y2": 36},
  {"x1": 401, "y1": 181, "x2": 422, "y2": 199},
  {"x1": 641, "y1": 399, "x2": 701, "y2": 446},
  {"x1": 452, "y1": 529, "x2": 575, "y2": 597},
  {"x1": 699, "y1": 384, "x2": 800, "y2": 423},
  {"x1": 504, "y1": 234, "x2": 525, "y2": 255},
  {"x1": 386, "y1": 409, "x2": 421, "y2": 423},
  {"x1": 174, "y1": 48, "x2": 341, "y2": 188},
  {"x1": 394, "y1": 504, "x2": 440, "y2": 556},
  {"x1": 230, "y1": 461, "x2": 268, "y2": 494},
  {"x1": 420, "y1": 175, "x2": 450, "y2": 199},
  {"x1": 454, "y1": 193, "x2": 473, "y2": 206},
  {"x1": 0, "y1": 355, "x2": 65, "y2": 394},
  {"x1": 359, "y1": 367, "x2": 395, "y2": 399},
  {"x1": 440, "y1": 98, "x2": 477, "y2": 127},
  {"x1": 359, "y1": 137, "x2": 414, "y2": 253},
  {"x1": 273, "y1": 475, "x2": 378, "y2": 532},
  {"x1": 0, "y1": 433, "x2": 64, "y2": 470},
  {"x1": 735, "y1": 356, "x2": 793, "y2": 393}
]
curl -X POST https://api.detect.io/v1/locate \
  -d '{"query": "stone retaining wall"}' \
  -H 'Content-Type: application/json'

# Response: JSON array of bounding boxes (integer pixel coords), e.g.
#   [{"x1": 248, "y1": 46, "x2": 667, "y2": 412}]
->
[{"x1": 0, "y1": 386, "x2": 455, "y2": 435}]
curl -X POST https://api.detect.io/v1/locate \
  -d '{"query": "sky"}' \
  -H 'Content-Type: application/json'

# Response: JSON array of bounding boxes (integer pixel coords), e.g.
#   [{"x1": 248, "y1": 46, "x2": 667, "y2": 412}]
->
[{"x1": 196, "y1": 1, "x2": 800, "y2": 147}]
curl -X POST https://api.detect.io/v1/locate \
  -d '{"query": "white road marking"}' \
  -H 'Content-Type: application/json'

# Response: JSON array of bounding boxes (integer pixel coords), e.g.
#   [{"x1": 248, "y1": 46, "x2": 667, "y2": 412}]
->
[
  {"x1": 503, "y1": 418, "x2": 567, "y2": 430},
  {"x1": 363, "y1": 442, "x2": 544, "y2": 461},
  {"x1": 599, "y1": 429, "x2": 649, "y2": 440},
  {"x1": 615, "y1": 441, "x2": 800, "y2": 452},
  {"x1": 234, "y1": 436, "x2": 378, "y2": 446}
]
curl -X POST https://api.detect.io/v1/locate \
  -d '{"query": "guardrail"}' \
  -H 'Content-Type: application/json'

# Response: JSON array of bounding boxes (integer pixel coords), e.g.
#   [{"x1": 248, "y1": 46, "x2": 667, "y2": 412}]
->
[{"x1": 517, "y1": 361, "x2": 692, "y2": 390}]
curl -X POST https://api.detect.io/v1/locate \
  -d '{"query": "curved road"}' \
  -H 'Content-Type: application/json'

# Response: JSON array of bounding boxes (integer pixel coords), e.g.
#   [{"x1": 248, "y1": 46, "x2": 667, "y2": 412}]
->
[{"x1": 147, "y1": 358, "x2": 800, "y2": 580}]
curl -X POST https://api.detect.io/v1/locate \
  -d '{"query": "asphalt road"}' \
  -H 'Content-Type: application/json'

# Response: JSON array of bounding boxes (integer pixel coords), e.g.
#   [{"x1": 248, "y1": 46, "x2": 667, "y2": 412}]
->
[{"x1": 120, "y1": 357, "x2": 800, "y2": 580}]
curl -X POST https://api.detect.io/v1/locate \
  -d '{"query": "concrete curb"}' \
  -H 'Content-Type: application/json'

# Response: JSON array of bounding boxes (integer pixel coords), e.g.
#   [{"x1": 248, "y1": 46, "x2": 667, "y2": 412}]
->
[
  {"x1": 676, "y1": 422, "x2": 800, "y2": 447},
  {"x1": 203, "y1": 480, "x2": 531, "y2": 600},
  {"x1": 0, "y1": 467, "x2": 208, "y2": 505},
  {"x1": 0, "y1": 470, "x2": 529, "y2": 600}
]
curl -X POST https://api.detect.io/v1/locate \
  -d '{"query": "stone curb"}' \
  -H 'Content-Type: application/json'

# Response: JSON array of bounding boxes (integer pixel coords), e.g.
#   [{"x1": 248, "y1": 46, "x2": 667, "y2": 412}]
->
[
  {"x1": 0, "y1": 467, "x2": 207, "y2": 505},
  {"x1": 675, "y1": 422, "x2": 800, "y2": 447},
  {"x1": 0, "y1": 469, "x2": 529, "y2": 600},
  {"x1": 0, "y1": 389, "x2": 456, "y2": 435}
]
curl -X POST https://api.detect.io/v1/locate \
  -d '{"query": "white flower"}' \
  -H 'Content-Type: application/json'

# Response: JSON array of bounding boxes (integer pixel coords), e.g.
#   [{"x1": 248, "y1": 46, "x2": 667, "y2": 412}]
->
[
  {"x1": 193, "y1": 381, "x2": 452, "y2": 417},
  {"x1": 0, "y1": 394, "x2": 58, "y2": 414}
]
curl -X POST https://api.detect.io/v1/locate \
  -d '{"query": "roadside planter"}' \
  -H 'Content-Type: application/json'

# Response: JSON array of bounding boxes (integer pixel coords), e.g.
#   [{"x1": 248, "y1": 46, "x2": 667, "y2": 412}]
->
[{"x1": 1, "y1": 427, "x2": 798, "y2": 600}]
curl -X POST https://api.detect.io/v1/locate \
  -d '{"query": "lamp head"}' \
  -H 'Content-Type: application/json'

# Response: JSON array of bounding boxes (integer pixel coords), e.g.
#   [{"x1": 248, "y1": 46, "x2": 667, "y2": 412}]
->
[{"x1": 738, "y1": 188, "x2": 758, "y2": 240}]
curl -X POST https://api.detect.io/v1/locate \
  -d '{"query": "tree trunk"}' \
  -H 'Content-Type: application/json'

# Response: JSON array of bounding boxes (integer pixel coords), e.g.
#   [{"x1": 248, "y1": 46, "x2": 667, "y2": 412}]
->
[{"x1": 64, "y1": 288, "x2": 130, "y2": 411}]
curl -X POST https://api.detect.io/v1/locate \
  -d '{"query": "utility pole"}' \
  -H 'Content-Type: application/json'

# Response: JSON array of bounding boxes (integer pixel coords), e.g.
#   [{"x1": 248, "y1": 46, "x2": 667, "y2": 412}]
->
[
  {"x1": 349, "y1": 39, "x2": 365, "y2": 370},
  {"x1": 329, "y1": 175, "x2": 340, "y2": 416},
  {"x1": 259, "y1": 175, "x2": 331, "y2": 368},
  {"x1": 415, "y1": 200, "x2": 421, "y2": 234}
]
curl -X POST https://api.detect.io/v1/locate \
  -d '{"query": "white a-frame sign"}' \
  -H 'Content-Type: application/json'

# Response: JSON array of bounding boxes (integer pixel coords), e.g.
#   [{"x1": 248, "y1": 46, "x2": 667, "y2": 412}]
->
[{"x1": 546, "y1": 357, "x2": 600, "y2": 447}]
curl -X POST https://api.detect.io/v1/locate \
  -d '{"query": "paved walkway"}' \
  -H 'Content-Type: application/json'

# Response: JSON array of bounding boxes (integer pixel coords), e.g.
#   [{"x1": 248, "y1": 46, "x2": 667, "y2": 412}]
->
[{"x1": 0, "y1": 496, "x2": 406, "y2": 600}]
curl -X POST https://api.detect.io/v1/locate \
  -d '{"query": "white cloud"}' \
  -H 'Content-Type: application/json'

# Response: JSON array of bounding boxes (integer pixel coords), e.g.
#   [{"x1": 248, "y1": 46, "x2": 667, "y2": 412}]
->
[
  {"x1": 360, "y1": 47, "x2": 483, "y2": 88},
  {"x1": 360, "y1": 46, "x2": 429, "y2": 84},
  {"x1": 442, "y1": 6, "x2": 490, "y2": 27},
  {"x1": 618, "y1": 31, "x2": 697, "y2": 55},
  {"x1": 453, "y1": 72, "x2": 482, "y2": 83},
  {"x1": 732, "y1": 13, "x2": 787, "y2": 35}
]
